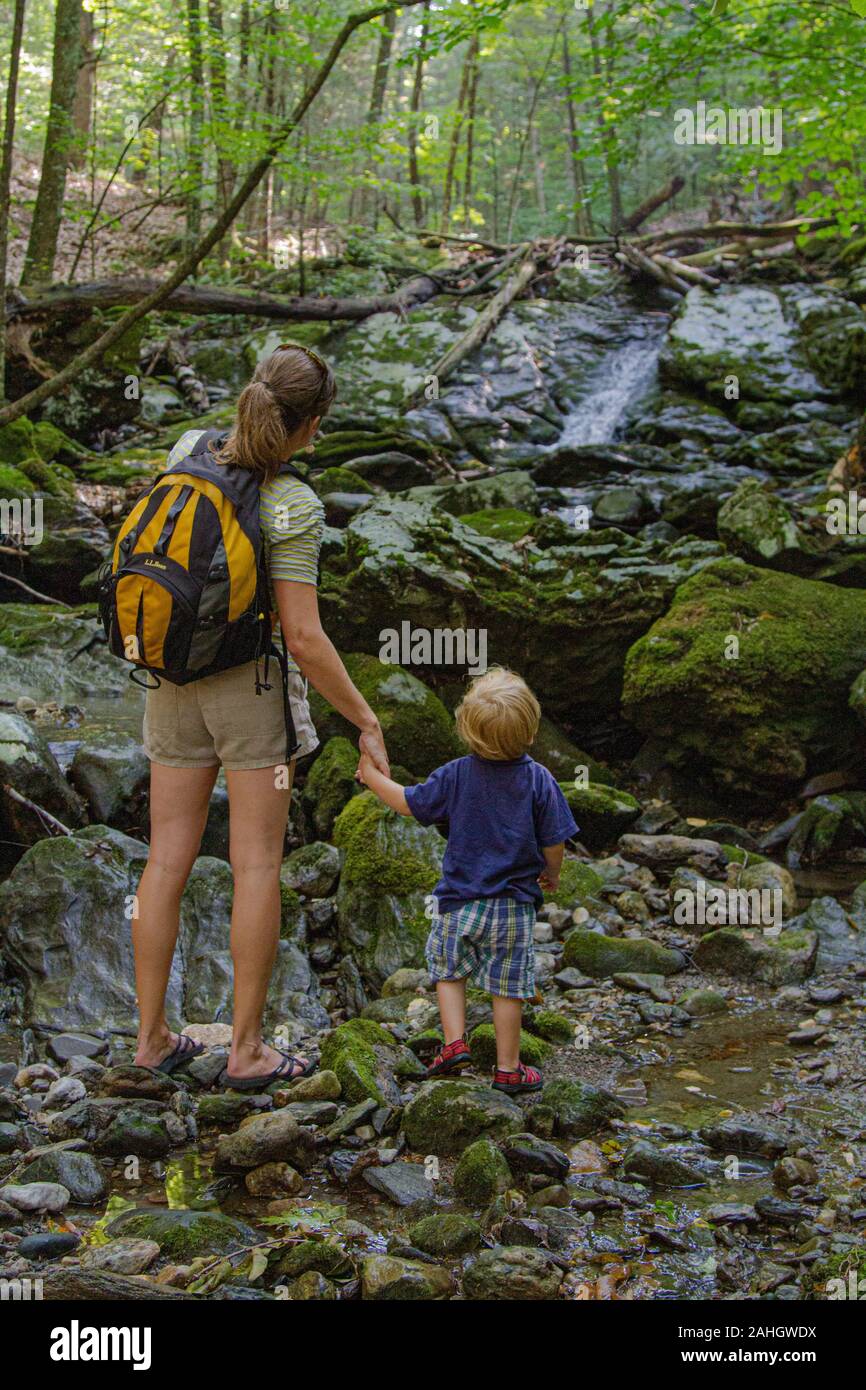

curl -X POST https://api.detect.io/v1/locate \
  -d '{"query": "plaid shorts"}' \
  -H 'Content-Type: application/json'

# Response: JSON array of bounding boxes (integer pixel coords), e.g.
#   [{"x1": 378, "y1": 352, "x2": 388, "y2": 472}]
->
[{"x1": 425, "y1": 897, "x2": 536, "y2": 1000}]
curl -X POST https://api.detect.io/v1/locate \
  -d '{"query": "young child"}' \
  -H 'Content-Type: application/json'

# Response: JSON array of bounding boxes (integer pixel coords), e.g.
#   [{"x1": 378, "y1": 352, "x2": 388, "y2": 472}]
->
[{"x1": 357, "y1": 666, "x2": 578, "y2": 1095}]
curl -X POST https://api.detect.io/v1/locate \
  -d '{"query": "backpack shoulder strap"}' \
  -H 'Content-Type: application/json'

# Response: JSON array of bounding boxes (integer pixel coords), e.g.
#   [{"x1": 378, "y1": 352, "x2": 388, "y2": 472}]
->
[{"x1": 276, "y1": 461, "x2": 308, "y2": 484}]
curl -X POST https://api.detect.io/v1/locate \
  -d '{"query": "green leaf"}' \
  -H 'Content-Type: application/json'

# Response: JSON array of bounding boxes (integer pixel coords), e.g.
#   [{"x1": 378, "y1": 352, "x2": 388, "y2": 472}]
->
[
  {"x1": 851, "y1": 0, "x2": 866, "y2": 16},
  {"x1": 710, "y1": 0, "x2": 730, "y2": 14}
]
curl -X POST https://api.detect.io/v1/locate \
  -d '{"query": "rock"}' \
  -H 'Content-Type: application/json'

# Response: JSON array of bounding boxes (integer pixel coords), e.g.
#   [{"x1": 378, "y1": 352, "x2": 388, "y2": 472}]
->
[
  {"x1": 318, "y1": 1019, "x2": 408, "y2": 1107},
  {"x1": 693, "y1": 927, "x2": 818, "y2": 985},
  {"x1": 525, "y1": 1009, "x2": 574, "y2": 1043},
  {"x1": 13, "y1": 494, "x2": 111, "y2": 603},
  {"x1": 617, "y1": 833, "x2": 729, "y2": 878},
  {"x1": 107, "y1": 1207, "x2": 257, "y2": 1258},
  {"x1": 621, "y1": 1139, "x2": 706, "y2": 1187},
  {"x1": 280, "y1": 842, "x2": 342, "y2": 899},
  {"x1": 18, "y1": 1232, "x2": 81, "y2": 1260},
  {"x1": 717, "y1": 479, "x2": 820, "y2": 573},
  {"x1": 786, "y1": 896, "x2": 866, "y2": 972},
  {"x1": 15, "y1": 1062, "x2": 59, "y2": 1088},
  {"x1": 704, "y1": 1203, "x2": 758, "y2": 1226},
  {"x1": 286, "y1": 1270, "x2": 338, "y2": 1300},
  {"x1": 363, "y1": 1161, "x2": 435, "y2": 1207},
  {"x1": 408, "y1": 1212, "x2": 481, "y2": 1255},
  {"x1": 324, "y1": 1098, "x2": 379, "y2": 1141},
  {"x1": 0, "y1": 603, "x2": 128, "y2": 707},
  {"x1": 44, "y1": 1076, "x2": 87, "y2": 1108},
  {"x1": 562, "y1": 930, "x2": 685, "y2": 978},
  {"x1": 274, "y1": 1069, "x2": 341, "y2": 1104},
  {"x1": 660, "y1": 284, "x2": 828, "y2": 405},
  {"x1": 18, "y1": 1149, "x2": 108, "y2": 1205},
  {"x1": 244, "y1": 1162, "x2": 304, "y2": 1198},
  {"x1": 333, "y1": 793, "x2": 444, "y2": 989},
  {"x1": 47, "y1": 1032, "x2": 107, "y2": 1063},
  {"x1": 453, "y1": 1138, "x2": 513, "y2": 1204},
  {"x1": 774, "y1": 1155, "x2": 818, "y2": 1190},
  {"x1": 0, "y1": 711, "x2": 86, "y2": 854},
  {"x1": 0, "y1": 1181, "x2": 70, "y2": 1213},
  {"x1": 462, "y1": 1245, "x2": 562, "y2": 1301},
  {"x1": 559, "y1": 782, "x2": 641, "y2": 849},
  {"x1": 502, "y1": 1134, "x2": 570, "y2": 1180},
  {"x1": 382, "y1": 967, "x2": 431, "y2": 997},
  {"x1": 214, "y1": 1109, "x2": 316, "y2": 1172},
  {"x1": 613, "y1": 972, "x2": 672, "y2": 1001},
  {"x1": 541, "y1": 1078, "x2": 625, "y2": 1138},
  {"x1": 0, "y1": 826, "x2": 327, "y2": 1033},
  {"x1": 94, "y1": 1066, "x2": 182, "y2": 1101},
  {"x1": 402, "y1": 1081, "x2": 523, "y2": 1156},
  {"x1": 786, "y1": 794, "x2": 866, "y2": 865},
  {"x1": 468, "y1": 1024, "x2": 550, "y2": 1071},
  {"x1": 732, "y1": 861, "x2": 798, "y2": 921},
  {"x1": 699, "y1": 1116, "x2": 793, "y2": 1159},
  {"x1": 623, "y1": 560, "x2": 866, "y2": 794},
  {"x1": 676, "y1": 989, "x2": 728, "y2": 1017},
  {"x1": 360, "y1": 1253, "x2": 453, "y2": 1301},
  {"x1": 80, "y1": 1238, "x2": 160, "y2": 1274},
  {"x1": 300, "y1": 737, "x2": 363, "y2": 840},
  {"x1": 69, "y1": 733, "x2": 149, "y2": 830}
]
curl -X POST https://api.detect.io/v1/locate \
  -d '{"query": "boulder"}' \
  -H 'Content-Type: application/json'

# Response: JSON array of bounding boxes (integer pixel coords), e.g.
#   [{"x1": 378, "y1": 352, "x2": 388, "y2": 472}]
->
[
  {"x1": 299, "y1": 736, "x2": 363, "y2": 840},
  {"x1": 69, "y1": 733, "x2": 149, "y2": 830},
  {"x1": 717, "y1": 479, "x2": 823, "y2": 574},
  {"x1": 360, "y1": 1253, "x2": 452, "y2": 1301},
  {"x1": 560, "y1": 781, "x2": 641, "y2": 848},
  {"x1": 214, "y1": 1109, "x2": 316, "y2": 1172},
  {"x1": 402, "y1": 1081, "x2": 523, "y2": 1156},
  {"x1": 623, "y1": 559, "x2": 866, "y2": 793},
  {"x1": 333, "y1": 792, "x2": 444, "y2": 989},
  {"x1": 693, "y1": 927, "x2": 817, "y2": 984},
  {"x1": 453, "y1": 1138, "x2": 513, "y2": 1205},
  {"x1": 462, "y1": 1245, "x2": 562, "y2": 1300},
  {"x1": 107, "y1": 1207, "x2": 256, "y2": 1258},
  {"x1": 0, "y1": 711, "x2": 87, "y2": 852},
  {"x1": 541, "y1": 1078, "x2": 625, "y2": 1139},
  {"x1": 786, "y1": 896, "x2": 866, "y2": 972},
  {"x1": 562, "y1": 931, "x2": 686, "y2": 978},
  {"x1": 17, "y1": 1149, "x2": 108, "y2": 1205},
  {"x1": 0, "y1": 603, "x2": 130, "y2": 706}
]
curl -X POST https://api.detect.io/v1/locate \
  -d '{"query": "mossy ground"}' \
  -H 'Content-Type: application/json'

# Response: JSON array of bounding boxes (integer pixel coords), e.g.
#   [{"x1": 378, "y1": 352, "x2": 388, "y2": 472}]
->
[{"x1": 333, "y1": 792, "x2": 440, "y2": 896}]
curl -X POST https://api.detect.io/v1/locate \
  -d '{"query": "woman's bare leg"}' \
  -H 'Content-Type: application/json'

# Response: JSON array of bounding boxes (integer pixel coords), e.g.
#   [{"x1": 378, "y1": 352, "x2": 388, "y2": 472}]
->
[
  {"x1": 224, "y1": 762, "x2": 308, "y2": 1079},
  {"x1": 133, "y1": 762, "x2": 217, "y2": 1067}
]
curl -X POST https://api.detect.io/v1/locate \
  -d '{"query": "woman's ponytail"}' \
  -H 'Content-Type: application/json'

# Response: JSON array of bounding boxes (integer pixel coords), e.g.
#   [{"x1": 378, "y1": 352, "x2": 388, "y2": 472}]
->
[{"x1": 215, "y1": 344, "x2": 336, "y2": 483}]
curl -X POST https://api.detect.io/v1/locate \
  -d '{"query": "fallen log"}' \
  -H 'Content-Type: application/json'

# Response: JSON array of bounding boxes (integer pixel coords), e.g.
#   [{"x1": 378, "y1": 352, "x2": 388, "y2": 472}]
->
[
  {"x1": 653, "y1": 252, "x2": 720, "y2": 290},
  {"x1": 404, "y1": 249, "x2": 540, "y2": 409},
  {"x1": 622, "y1": 176, "x2": 685, "y2": 233},
  {"x1": 617, "y1": 244, "x2": 690, "y2": 295},
  {"x1": 8, "y1": 273, "x2": 443, "y2": 325},
  {"x1": 639, "y1": 215, "x2": 839, "y2": 252},
  {"x1": 165, "y1": 334, "x2": 210, "y2": 411},
  {"x1": 39, "y1": 1267, "x2": 193, "y2": 1300}
]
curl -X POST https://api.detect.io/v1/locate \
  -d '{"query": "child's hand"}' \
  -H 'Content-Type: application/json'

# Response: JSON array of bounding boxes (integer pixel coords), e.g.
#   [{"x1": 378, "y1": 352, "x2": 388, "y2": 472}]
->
[
  {"x1": 356, "y1": 752, "x2": 374, "y2": 785},
  {"x1": 538, "y1": 869, "x2": 560, "y2": 893}
]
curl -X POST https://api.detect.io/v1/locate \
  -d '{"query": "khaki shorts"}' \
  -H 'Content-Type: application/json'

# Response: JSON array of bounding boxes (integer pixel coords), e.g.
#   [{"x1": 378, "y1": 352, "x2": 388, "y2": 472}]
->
[{"x1": 143, "y1": 662, "x2": 319, "y2": 770}]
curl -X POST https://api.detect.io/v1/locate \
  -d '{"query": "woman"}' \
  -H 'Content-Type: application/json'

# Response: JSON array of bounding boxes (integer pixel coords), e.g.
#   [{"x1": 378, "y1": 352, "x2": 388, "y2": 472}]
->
[{"x1": 131, "y1": 344, "x2": 390, "y2": 1086}]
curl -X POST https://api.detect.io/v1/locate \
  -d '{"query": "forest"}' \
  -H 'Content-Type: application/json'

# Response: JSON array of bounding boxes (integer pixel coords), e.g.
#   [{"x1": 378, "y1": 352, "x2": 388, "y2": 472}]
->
[{"x1": 0, "y1": 0, "x2": 865, "y2": 1322}]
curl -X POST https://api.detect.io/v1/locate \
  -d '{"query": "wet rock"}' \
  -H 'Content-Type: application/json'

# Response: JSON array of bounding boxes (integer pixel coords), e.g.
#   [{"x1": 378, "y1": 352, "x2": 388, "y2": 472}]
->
[
  {"x1": 693, "y1": 927, "x2": 818, "y2": 985},
  {"x1": 0, "y1": 1181, "x2": 70, "y2": 1213},
  {"x1": 773, "y1": 1155, "x2": 818, "y2": 1190},
  {"x1": 214, "y1": 1109, "x2": 316, "y2": 1173},
  {"x1": 621, "y1": 1139, "x2": 706, "y2": 1187},
  {"x1": 319, "y1": 1019, "x2": 407, "y2": 1107},
  {"x1": 617, "y1": 834, "x2": 729, "y2": 878},
  {"x1": 244, "y1": 1162, "x2": 304, "y2": 1198},
  {"x1": 563, "y1": 930, "x2": 685, "y2": 979},
  {"x1": 333, "y1": 792, "x2": 444, "y2": 990},
  {"x1": 560, "y1": 782, "x2": 641, "y2": 849},
  {"x1": 80, "y1": 1238, "x2": 160, "y2": 1274},
  {"x1": 453, "y1": 1138, "x2": 513, "y2": 1205},
  {"x1": 17, "y1": 1149, "x2": 108, "y2": 1205},
  {"x1": 502, "y1": 1134, "x2": 570, "y2": 1181},
  {"x1": 699, "y1": 1116, "x2": 794, "y2": 1159},
  {"x1": 47, "y1": 1033, "x2": 107, "y2": 1063},
  {"x1": 402, "y1": 1081, "x2": 523, "y2": 1156},
  {"x1": 107, "y1": 1207, "x2": 257, "y2": 1258},
  {"x1": 704, "y1": 1203, "x2": 759, "y2": 1225},
  {"x1": 49, "y1": 1097, "x2": 187, "y2": 1157},
  {"x1": 94, "y1": 1066, "x2": 182, "y2": 1102},
  {"x1": 755, "y1": 1195, "x2": 806, "y2": 1227},
  {"x1": 462, "y1": 1245, "x2": 563, "y2": 1301},
  {"x1": 196, "y1": 1093, "x2": 269, "y2": 1127},
  {"x1": 274, "y1": 1069, "x2": 341, "y2": 1105},
  {"x1": 676, "y1": 989, "x2": 728, "y2": 1017},
  {"x1": 542, "y1": 1078, "x2": 625, "y2": 1139},
  {"x1": 613, "y1": 972, "x2": 672, "y2": 1001},
  {"x1": 360, "y1": 1253, "x2": 452, "y2": 1301},
  {"x1": 468, "y1": 1024, "x2": 550, "y2": 1071},
  {"x1": 0, "y1": 711, "x2": 87, "y2": 855},
  {"x1": 717, "y1": 479, "x2": 822, "y2": 573},
  {"x1": 44, "y1": 1076, "x2": 87, "y2": 1108},
  {"x1": 363, "y1": 1161, "x2": 435, "y2": 1207},
  {"x1": 786, "y1": 795, "x2": 866, "y2": 866},
  {"x1": 69, "y1": 733, "x2": 149, "y2": 830},
  {"x1": 786, "y1": 896, "x2": 866, "y2": 972},
  {"x1": 0, "y1": 603, "x2": 128, "y2": 707},
  {"x1": 18, "y1": 1232, "x2": 80, "y2": 1260}
]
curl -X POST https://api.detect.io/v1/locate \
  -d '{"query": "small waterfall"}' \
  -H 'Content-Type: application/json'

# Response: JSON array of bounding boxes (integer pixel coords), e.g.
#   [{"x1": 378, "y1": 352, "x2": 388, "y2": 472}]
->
[{"x1": 555, "y1": 330, "x2": 665, "y2": 448}]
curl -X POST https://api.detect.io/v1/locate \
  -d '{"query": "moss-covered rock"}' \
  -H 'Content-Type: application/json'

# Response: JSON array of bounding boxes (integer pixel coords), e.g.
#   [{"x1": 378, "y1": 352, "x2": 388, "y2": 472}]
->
[
  {"x1": 623, "y1": 559, "x2": 866, "y2": 793},
  {"x1": 453, "y1": 1138, "x2": 513, "y2": 1205},
  {"x1": 308, "y1": 654, "x2": 460, "y2": 777},
  {"x1": 461, "y1": 507, "x2": 535, "y2": 543},
  {"x1": 462, "y1": 1245, "x2": 562, "y2": 1300},
  {"x1": 785, "y1": 793, "x2": 866, "y2": 865},
  {"x1": 693, "y1": 927, "x2": 818, "y2": 984},
  {"x1": 563, "y1": 930, "x2": 685, "y2": 978},
  {"x1": 559, "y1": 781, "x2": 641, "y2": 849},
  {"x1": 333, "y1": 791, "x2": 443, "y2": 988},
  {"x1": 541, "y1": 1078, "x2": 626, "y2": 1138},
  {"x1": 544, "y1": 859, "x2": 604, "y2": 910},
  {"x1": 360, "y1": 1253, "x2": 453, "y2": 1300},
  {"x1": 524, "y1": 1010, "x2": 574, "y2": 1044},
  {"x1": 311, "y1": 466, "x2": 374, "y2": 498},
  {"x1": 300, "y1": 737, "x2": 362, "y2": 840},
  {"x1": 318, "y1": 1018, "x2": 403, "y2": 1106},
  {"x1": 106, "y1": 1207, "x2": 256, "y2": 1259},
  {"x1": 530, "y1": 715, "x2": 611, "y2": 784},
  {"x1": 408, "y1": 1212, "x2": 482, "y2": 1255},
  {"x1": 0, "y1": 417, "x2": 40, "y2": 467},
  {"x1": 402, "y1": 1081, "x2": 523, "y2": 1156},
  {"x1": 717, "y1": 479, "x2": 821, "y2": 573},
  {"x1": 468, "y1": 1024, "x2": 551, "y2": 1071}
]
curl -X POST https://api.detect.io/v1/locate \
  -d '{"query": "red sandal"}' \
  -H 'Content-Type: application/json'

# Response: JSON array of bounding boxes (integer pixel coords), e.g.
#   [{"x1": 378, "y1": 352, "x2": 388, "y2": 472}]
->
[
  {"x1": 426, "y1": 1035, "x2": 472, "y2": 1079},
  {"x1": 492, "y1": 1062, "x2": 543, "y2": 1095}
]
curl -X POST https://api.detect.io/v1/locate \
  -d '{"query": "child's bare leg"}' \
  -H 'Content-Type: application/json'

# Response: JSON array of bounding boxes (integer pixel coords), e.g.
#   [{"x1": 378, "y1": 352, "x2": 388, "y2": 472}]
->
[
  {"x1": 436, "y1": 980, "x2": 466, "y2": 1044},
  {"x1": 492, "y1": 995, "x2": 523, "y2": 1071}
]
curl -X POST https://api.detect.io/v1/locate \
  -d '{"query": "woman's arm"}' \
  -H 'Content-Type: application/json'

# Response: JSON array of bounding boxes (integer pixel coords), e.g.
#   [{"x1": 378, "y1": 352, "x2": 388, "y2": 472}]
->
[{"x1": 274, "y1": 579, "x2": 389, "y2": 774}]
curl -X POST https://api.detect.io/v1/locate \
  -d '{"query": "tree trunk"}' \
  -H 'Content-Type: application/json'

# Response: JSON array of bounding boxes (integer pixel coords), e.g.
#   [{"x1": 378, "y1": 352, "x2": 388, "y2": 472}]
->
[
  {"x1": 21, "y1": 0, "x2": 83, "y2": 284},
  {"x1": 207, "y1": 0, "x2": 234, "y2": 219},
  {"x1": 359, "y1": 8, "x2": 397, "y2": 226},
  {"x1": 407, "y1": 0, "x2": 430, "y2": 227},
  {"x1": 622, "y1": 175, "x2": 685, "y2": 232},
  {"x1": 440, "y1": 33, "x2": 477, "y2": 233},
  {"x1": 185, "y1": 0, "x2": 205, "y2": 246},
  {"x1": 0, "y1": 0, "x2": 26, "y2": 401},
  {"x1": 70, "y1": 5, "x2": 95, "y2": 171},
  {"x1": 253, "y1": 11, "x2": 279, "y2": 253},
  {"x1": 587, "y1": 2, "x2": 622, "y2": 234},
  {"x1": 462, "y1": 40, "x2": 481, "y2": 228},
  {"x1": 560, "y1": 24, "x2": 592, "y2": 238}
]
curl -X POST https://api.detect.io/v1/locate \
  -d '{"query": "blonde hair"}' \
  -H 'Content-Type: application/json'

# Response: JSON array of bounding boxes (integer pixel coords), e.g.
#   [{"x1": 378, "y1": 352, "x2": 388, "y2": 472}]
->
[
  {"x1": 456, "y1": 667, "x2": 541, "y2": 760},
  {"x1": 216, "y1": 343, "x2": 336, "y2": 483}
]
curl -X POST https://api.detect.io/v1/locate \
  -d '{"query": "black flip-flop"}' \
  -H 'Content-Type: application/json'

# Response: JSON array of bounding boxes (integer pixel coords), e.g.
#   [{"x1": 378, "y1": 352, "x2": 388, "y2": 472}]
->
[
  {"x1": 220, "y1": 1051, "x2": 316, "y2": 1092},
  {"x1": 156, "y1": 1034, "x2": 205, "y2": 1074}
]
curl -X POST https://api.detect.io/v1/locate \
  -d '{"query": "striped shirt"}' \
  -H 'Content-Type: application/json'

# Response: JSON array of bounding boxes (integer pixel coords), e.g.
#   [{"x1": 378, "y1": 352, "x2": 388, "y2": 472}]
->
[{"x1": 260, "y1": 474, "x2": 324, "y2": 674}]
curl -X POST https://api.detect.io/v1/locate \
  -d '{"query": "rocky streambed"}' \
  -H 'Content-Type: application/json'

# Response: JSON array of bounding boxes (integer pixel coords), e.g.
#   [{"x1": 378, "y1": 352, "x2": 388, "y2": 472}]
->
[{"x1": 1, "y1": 250, "x2": 866, "y2": 1300}]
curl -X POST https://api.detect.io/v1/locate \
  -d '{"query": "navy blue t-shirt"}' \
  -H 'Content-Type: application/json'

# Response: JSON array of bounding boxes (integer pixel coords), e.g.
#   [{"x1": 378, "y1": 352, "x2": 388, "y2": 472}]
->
[{"x1": 404, "y1": 754, "x2": 579, "y2": 912}]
